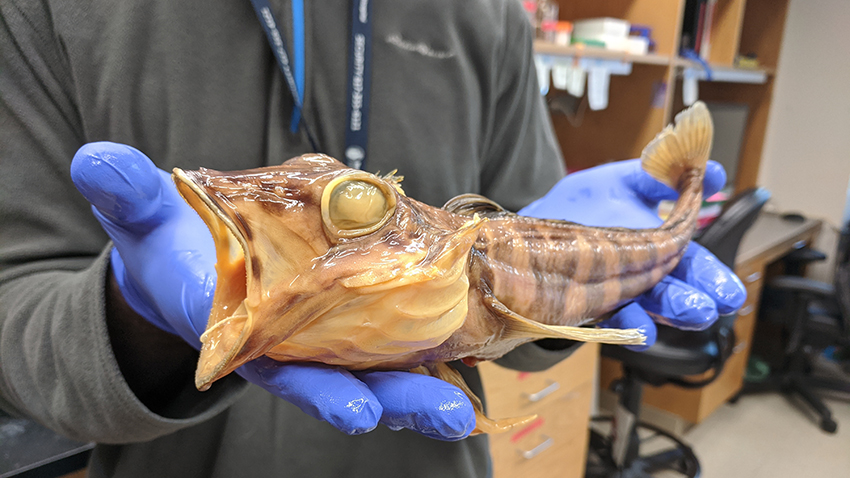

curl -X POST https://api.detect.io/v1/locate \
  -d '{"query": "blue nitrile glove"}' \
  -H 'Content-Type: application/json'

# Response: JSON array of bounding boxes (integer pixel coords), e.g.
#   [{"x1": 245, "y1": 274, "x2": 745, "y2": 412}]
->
[
  {"x1": 70, "y1": 142, "x2": 474, "y2": 440},
  {"x1": 519, "y1": 159, "x2": 746, "y2": 351}
]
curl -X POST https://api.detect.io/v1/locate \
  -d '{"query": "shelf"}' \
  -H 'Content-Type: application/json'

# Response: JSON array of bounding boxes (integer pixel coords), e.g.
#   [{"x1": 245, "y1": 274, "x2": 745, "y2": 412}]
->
[
  {"x1": 533, "y1": 41, "x2": 672, "y2": 66},
  {"x1": 533, "y1": 40, "x2": 775, "y2": 84},
  {"x1": 674, "y1": 58, "x2": 773, "y2": 107},
  {"x1": 534, "y1": 42, "x2": 672, "y2": 111},
  {"x1": 675, "y1": 58, "x2": 774, "y2": 84}
]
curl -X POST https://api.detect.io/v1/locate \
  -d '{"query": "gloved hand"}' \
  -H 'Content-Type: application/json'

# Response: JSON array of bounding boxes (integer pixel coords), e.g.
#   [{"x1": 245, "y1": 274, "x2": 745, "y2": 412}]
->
[
  {"x1": 519, "y1": 159, "x2": 746, "y2": 351},
  {"x1": 70, "y1": 142, "x2": 474, "y2": 440}
]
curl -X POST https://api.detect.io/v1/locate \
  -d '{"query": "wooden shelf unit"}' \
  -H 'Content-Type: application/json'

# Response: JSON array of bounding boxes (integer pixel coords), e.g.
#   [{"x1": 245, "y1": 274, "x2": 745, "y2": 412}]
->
[
  {"x1": 543, "y1": 0, "x2": 791, "y2": 191},
  {"x1": 534, "y1": 42, "x2": 673, "y2": 65}
]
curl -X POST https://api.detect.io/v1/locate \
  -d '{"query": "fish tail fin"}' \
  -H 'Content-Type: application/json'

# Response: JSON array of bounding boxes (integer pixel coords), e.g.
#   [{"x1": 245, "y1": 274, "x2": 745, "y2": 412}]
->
[
  {"x1": 641, "y1": 101, "x2": 713, "y2": 190},
  {"x1": 412, "y1": 363, "x2": 537, "y2": 435}
]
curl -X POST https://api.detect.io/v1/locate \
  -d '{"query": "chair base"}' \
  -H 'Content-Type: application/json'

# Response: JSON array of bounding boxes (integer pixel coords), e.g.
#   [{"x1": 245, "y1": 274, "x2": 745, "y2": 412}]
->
[
  {"x1": 586, "y1": 417, "x2": 700, "y2": 478},
  {"x1": 735, "y1": 372, "x2": 847, "y2": 433}
]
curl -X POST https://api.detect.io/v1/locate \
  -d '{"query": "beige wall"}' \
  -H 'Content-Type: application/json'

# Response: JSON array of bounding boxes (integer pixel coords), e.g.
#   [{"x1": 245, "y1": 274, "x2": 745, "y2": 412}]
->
[{"x1": 758, "y1": 0, "x2": 850, "y2": 230}]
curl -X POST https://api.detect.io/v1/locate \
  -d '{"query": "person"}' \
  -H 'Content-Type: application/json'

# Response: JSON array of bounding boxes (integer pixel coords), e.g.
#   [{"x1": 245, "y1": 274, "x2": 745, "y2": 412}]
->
[{"x1": 0, "y1": 1, "x2": 744, "y2": 477}]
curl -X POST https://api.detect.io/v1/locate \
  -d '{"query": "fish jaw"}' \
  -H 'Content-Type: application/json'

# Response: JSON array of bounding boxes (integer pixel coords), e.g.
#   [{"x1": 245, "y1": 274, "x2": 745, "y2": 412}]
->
[
  {"x1": 172, "y1": 167, "x2": 333, "y2": 390},
  {"x1": 172, "y1": 168, "x2": 257, "y2": 389}
]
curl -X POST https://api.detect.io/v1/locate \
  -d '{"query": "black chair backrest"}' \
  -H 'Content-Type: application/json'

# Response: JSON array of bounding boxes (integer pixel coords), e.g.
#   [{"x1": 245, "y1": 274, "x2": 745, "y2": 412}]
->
[
  {"x1": 696, "y1": 187, "x2": 772, "y2": 268},
  {"x1": 650, "y1": 187, "x2": 771, "y2": 388},
  {"x1": 834, "y1": 224, "x2": 850, "y2": 335}
]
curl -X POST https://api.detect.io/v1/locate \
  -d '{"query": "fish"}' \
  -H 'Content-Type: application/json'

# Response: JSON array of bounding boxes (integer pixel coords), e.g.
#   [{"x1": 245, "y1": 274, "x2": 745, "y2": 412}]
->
[{"x1": 171, "y1": 101, "x2": 713, "y2": 434}]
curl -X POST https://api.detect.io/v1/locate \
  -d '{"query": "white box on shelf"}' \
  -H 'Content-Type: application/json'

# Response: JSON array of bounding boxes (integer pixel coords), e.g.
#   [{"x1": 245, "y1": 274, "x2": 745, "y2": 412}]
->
[
  {"x1": 626, "y1": 36, "x2": 649, "y2": 55},
  {"x1": 572, "y1": 18, "x2": 630, "y2": 40}
]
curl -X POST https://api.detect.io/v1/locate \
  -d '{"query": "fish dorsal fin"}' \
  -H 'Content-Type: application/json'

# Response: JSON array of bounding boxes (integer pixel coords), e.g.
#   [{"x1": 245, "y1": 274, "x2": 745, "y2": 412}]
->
[
  {"x1": 443, "y1": 194, "x2": 511, "y2": 218},
  {"x1": 483, "y1": 291, "x2": 646, "y2": 345}
]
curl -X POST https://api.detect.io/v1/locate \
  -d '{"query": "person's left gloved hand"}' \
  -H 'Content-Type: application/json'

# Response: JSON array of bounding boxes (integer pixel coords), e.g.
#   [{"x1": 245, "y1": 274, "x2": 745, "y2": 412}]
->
[{"x1": 519, "y1": 159, "x2": 746, "y2": 351}]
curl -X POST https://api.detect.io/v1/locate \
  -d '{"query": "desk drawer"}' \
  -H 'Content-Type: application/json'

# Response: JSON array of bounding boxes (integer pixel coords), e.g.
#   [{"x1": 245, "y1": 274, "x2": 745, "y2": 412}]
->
[
  {"x1": 488, "y1": 383, "x2": 592, "y2": 478},
  {"x1": 481, "y1": 344, "x2": 596, "y2": 417},
  {"x1": 736, "y1": 263, "x2": 765, "y2": 309},
  {"x1": 733, "y1": 262, "x2": 766, "y2": 353},
  {"x1": 480, "y1": 343, "x2": 598, "y2": 478}
]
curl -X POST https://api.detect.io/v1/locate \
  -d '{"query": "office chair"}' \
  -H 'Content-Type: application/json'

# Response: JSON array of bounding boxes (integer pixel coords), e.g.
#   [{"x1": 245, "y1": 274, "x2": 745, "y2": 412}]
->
[
  {"x1": 586, "y1": 187, "x2": 771, "y2": 478},
  {"x1": 743, "y1": 222, "x2": 850, "y2": 433}
]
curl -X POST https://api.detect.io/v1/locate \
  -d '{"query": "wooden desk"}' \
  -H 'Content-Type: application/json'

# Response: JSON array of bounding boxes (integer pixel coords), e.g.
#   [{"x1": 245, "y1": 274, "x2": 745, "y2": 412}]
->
[
  {"x1": 599, "y1": 212, "x2": 822, "y2": 424},
  {"x1": 479, "y1": 343, "x2": 598, "y2": 478}
]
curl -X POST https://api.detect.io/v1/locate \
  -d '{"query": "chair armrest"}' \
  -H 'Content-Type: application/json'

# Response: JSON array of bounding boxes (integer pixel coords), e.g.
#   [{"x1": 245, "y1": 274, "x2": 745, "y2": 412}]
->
[
  {"x1": 767, "y1": 275, "x2": 835, "y2": 299},
  {"x1": 784, "y1": 247, "x2": 828, "y2": 265}
]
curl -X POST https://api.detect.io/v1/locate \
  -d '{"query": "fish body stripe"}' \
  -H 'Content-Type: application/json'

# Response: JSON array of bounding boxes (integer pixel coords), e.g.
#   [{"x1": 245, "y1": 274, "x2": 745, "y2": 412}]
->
[{"x1": 474, "y1": 171, "x2": 702, "y2": 327}]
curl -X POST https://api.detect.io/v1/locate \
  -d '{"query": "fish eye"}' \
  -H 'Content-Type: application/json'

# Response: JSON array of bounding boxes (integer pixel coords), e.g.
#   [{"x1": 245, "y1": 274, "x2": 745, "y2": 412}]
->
[
  {"x1": 329, "y1": 180, "x2": 387, "y2": 229},
  {"x1": 322, "y1": 176, "x2": 396, "y2": 238}
]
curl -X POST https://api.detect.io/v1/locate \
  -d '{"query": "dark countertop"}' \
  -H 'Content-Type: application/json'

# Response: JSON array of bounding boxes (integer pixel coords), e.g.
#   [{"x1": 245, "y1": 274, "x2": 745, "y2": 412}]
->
[{"x1": 1, "y1": 413, "x2": 93, "y2": 478}]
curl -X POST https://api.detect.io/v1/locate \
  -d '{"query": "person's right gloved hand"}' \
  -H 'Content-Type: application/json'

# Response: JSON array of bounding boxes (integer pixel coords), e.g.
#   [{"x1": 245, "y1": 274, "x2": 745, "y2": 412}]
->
[
  {"x1": 519, "y1": 159, "x2": 746, "y2": 351},
  {"x1": 70, "y1": 141, "x2": 475, "y2": 440}
]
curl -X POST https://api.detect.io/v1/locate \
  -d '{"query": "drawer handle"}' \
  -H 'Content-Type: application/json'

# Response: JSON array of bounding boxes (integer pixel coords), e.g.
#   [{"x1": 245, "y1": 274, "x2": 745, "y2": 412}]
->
[
  {"x1": 745, "y1": 271, "x2": 762, "y2": 283},
  {"x1": 738, "y1": 305, "x2": 754, "y2": 316},
  {"x1": 524, "y1": 380, "x2": 560, "y2": 402},
  {"x1": 518, "y1": 435, "x2": 554, "y2": 460}
]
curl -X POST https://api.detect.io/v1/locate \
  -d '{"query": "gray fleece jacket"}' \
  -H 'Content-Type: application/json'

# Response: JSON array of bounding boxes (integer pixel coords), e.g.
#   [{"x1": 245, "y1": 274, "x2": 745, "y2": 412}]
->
[{"x1": 0, "y1": 1, "x2": 575, "y2": 476}]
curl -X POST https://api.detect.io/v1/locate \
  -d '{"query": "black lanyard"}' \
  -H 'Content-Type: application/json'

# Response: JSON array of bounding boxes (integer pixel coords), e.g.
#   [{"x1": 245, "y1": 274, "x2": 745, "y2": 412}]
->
[
  {"x1": 248, "y1": 0, "x2": 373, "y2": 170},
  {"x1": 342, "y1": 0, "x2": 373, "y2": 170}
]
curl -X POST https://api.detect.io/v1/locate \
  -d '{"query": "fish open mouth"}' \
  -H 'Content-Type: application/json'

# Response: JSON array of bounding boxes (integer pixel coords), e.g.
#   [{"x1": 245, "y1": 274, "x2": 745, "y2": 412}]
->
[{"x1": 172, "y1": 168, "x2": 255, "y2": 390}]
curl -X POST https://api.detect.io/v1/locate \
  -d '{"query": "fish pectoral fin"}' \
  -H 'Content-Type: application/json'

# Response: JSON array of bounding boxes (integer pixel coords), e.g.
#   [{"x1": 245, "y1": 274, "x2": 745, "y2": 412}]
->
[
  {"x1": 484, "y1": 294, "x2": 646, "y2": 346},
  {"x1": 471, "y1": 414, "x2": 538, "y2": 436},
  {"x1": 412, "y1": 363, "x2": 536, "y2": 436}
]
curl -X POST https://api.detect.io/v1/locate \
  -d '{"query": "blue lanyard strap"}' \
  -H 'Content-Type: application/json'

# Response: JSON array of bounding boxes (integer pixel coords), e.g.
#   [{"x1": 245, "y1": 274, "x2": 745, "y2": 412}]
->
[
  {"x1": 343, "y1": 0, "x2": 373, "y2": 170},
  {"x1": 249, "y1": 0, "x2": 372, "y2": 169},
  {"x1": 248, "y1": 0, "x2": 318, "y2": 151},
  {"x1": 290, "y1": 0, "x2": 305, "y2": 133}
]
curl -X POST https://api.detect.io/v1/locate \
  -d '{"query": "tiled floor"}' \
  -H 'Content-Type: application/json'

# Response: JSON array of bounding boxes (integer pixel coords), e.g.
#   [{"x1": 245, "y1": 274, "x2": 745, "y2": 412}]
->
[
  {"x1": 680, "y1": 391, "x2": 850, "y2": 478},
  {"x1": 597, "y1": 358, "x2": 850, "y2": 478}
]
